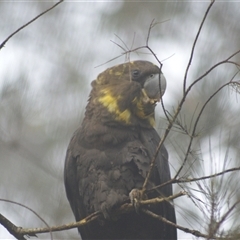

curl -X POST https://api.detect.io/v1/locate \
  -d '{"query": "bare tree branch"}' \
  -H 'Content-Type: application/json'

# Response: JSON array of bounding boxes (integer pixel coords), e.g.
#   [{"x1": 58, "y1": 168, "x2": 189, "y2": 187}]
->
[
  {"x1": 0, "y1": 193, "x2": 184, "y2": 237},
  {"x1": 0, "y1": 199, "x2": 52, "y2": 240},
  {"x1": 142, "y1": 209, "x2": 210, "y2": 238},
  {"x1": 0, "y1": 214, "x2": 26, "y2": 240},
  {"x1": 147, "y1": 165, "x2": 240, "y2": 194},
  {"x1": 183, "y1": 0, "x2": 215, "y2": 93},
  {"x1": 174, "y1": 80, "x2": 240, "y2": 179},
  {"x1": 209, "y1": 199, "x2": 240, "y2": 239},
  {"x1": 0, "y1": 0, "x2": 64, "y2": 50}
]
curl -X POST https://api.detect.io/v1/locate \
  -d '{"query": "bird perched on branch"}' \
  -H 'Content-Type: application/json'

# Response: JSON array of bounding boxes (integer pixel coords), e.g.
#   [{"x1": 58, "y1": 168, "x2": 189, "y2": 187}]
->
[{"x1": 64, "y1": 60, "x2": 177, "y2": 239}]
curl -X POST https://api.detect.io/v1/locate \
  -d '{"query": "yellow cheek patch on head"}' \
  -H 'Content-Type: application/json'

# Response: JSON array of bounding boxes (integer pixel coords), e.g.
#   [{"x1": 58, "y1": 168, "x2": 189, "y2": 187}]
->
[{"x1": 98, "y1": 89, "x2": 131, "y2": 124}]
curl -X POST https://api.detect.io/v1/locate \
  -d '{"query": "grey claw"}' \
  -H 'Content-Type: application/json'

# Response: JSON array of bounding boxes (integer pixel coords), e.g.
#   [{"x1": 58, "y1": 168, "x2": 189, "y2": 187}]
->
[{"x1": 129, "y1": 189, "x2": 143, "y2": 214}]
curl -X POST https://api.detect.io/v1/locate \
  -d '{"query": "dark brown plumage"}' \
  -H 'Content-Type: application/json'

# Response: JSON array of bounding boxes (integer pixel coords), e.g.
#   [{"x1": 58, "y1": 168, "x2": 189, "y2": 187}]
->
[{"x1": 64, "y1": 60, "x2": 177, "y2": 239}]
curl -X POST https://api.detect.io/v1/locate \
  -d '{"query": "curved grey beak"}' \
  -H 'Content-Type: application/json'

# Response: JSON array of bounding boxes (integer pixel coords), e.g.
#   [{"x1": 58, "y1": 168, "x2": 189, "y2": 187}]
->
[{"x1": 143, "y1": 73, "x2": 166, "y2": 102}]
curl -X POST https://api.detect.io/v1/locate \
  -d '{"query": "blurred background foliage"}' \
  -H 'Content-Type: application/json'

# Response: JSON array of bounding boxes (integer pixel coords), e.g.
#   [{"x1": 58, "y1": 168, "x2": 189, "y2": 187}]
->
[{"x1": 0, "y1": 1, "x2": 240, "y2": 239}]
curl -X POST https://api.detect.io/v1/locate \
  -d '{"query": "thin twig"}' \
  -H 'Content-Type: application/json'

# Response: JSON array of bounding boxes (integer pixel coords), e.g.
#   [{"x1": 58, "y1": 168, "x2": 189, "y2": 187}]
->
[
  {"x1": 146, "y1": 19, "x2": 155, "y2": 46},
  {"x1": 141, "y1": 191, "x2": 186, "y2": 205},
  {"x1": 142, "y1": 209, "x2": 210, "y2": 238},
  {"x1": 0, "y1": 0, "x2": 64, "y2": 50},
  {"x1": 210, "y1": 199, "x2": 240, "y2": 239},
  {"x1": 183, "y1": 0, "x2": 215, "y2": 94},
  {"x1": 187, "y1": 58, "x2": 240, "y2": 96},
  {"x1": 147, "y1": 165, "x2": 240, "y2": 194}
]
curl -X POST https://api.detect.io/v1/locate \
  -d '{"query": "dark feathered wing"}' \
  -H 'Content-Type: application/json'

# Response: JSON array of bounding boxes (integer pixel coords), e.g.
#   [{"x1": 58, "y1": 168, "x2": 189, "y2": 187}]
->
[{"x1": 140, "y1": 128, "x2": 177, "y2": 239}]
